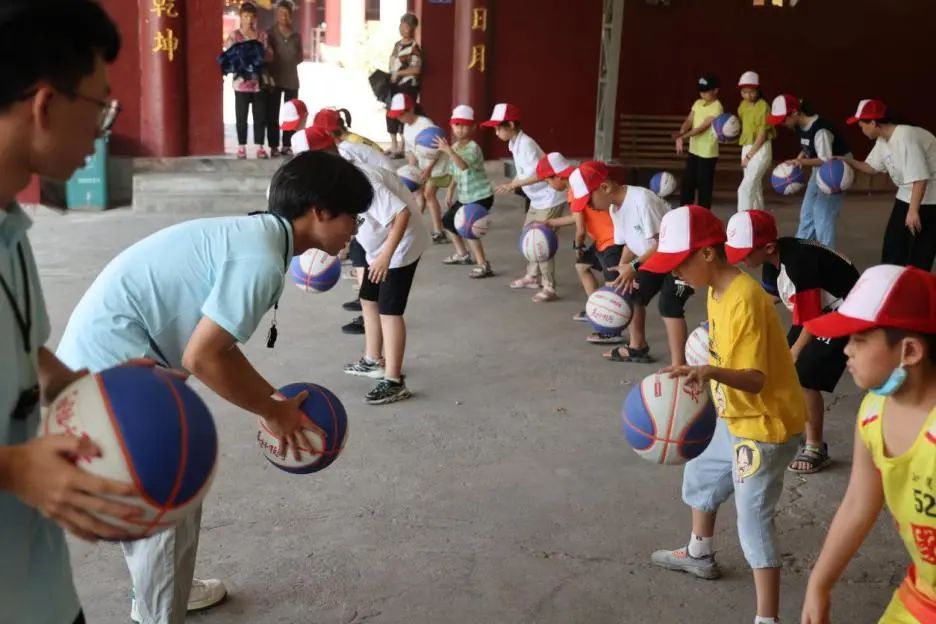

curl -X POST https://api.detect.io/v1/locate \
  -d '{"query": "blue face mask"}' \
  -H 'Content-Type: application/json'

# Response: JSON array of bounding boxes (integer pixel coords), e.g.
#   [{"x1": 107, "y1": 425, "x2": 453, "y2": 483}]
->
[{"x1": 870, "y1": 364, "x2": 908, "y2": 397}]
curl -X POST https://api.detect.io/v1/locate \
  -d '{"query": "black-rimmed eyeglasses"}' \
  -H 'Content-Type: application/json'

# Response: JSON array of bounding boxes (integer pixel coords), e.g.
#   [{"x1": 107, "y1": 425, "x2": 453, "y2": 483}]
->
[{"x1": 18, "y1": 88, "x2": 121, "y2": 134}]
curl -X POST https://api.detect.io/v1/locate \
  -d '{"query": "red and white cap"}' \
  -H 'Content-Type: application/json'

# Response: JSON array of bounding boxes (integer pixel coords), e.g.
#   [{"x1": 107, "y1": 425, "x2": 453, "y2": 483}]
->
[
  {"x1": 725, "y1": 210, "x2": 778, "y2": 264},
  {"x1": 641, "y1": 205, "x2": 727, "y2": 274},
  {"x1": 846, "y1": 99, "x2": 887, "y2": 125},
  {"x1": 387, "y1": 93, "x2": 415, "y2": 119},
  {"x1": 312, "y1": 108, "x2": 341, "y2": 132},
  {"x1": 805, "y1": 265, "x2": 936, "y2": 338},
  {"x1": 569, "y1": 161, "x2": 609, "y2": 212},
  {"x1": 480, "y1": 103, "x2": 521, "y2": 127},
  {"x1": 738, "y1": 70, "x2": 759, "y2": 89},
  {"x1": 450, "y1": 104, "x2": 475, "y2": 125},
  {"x1": 290, "y1": 126, "x2": 336, "y2": 154},
  {"x1": 280, "y1": 99, "x2": 308, "y2": 131},
  {"x1": 536, "y1": 152, "x2": 575, "y2": 180},
  {"x1": 767, "y1": 94, "x2": 800, "y2": 126}
]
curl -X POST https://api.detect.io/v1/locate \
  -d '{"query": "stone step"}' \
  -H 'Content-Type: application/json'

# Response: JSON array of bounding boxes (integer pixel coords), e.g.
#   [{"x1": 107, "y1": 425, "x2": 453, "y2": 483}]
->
[
  {"x1": 132, "y1": 171, "x2": 270, "y2": 214},
  {"x1": 132, "y1": 156, "x2": 284, "y2": 175}
]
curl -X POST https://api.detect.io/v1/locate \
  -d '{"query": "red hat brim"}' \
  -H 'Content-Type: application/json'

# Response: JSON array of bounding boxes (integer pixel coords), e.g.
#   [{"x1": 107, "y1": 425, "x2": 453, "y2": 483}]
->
[
  {"x1": 766, "y1": 114, "x2": 786, "y2": 126},
  {"x1": 280, "y1": 120, "x2": 303, "y2": 131},
  {"x1": 804, "y1": 311, "x2": 877, "y2": 339},
  {"x1": 387, "y1": 109, "x2": 406, "y2": 119},
  {"x1": 725, "y1": 244, "x2": 753, "y2": 265},
  {"x1": 640, "y1": 250, "x2": 693, "y2": 274}
]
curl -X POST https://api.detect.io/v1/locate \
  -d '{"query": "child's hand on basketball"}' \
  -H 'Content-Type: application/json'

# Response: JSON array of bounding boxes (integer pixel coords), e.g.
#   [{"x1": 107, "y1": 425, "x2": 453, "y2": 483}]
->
[
  {"x1": 266, "y1": 390, "x2": 317, "y2": 461},
  {"x1": 610, "y1": 264, "x2": 637, "y2": 293},
  {"x1": 662, "y1": 365, "x2": 711, "y2": 390},
  {"x1": 433, "y1": 137, "x2": 452, "y2": 153},
  {"x1": 7, "y1": 434, "x2": 142, "y2": 542},
  {"x1": 368, "y1": 253, "x2": 391, "y2": 284}
]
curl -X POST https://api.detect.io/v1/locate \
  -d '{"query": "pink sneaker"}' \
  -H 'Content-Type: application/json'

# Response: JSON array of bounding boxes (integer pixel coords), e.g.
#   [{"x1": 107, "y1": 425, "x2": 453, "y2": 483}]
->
[
  {"x1": 532, "y1": 288, "x2": 558, "y2": 303},
  {"x1": 510, "y1": 276, "x2": 540, "y2": 290},
  {"x1": 236, "y1": 147, "x2": 247, "y2": 160},
  {"x1": 256, "y1": 148, "x2": 270, "y2": 159}
]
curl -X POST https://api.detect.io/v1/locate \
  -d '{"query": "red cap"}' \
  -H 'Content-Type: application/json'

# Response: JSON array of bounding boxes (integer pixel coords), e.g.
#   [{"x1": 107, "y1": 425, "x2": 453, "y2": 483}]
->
[
  {"x1": 312, "y1": 108, "x2": 341, "y2": 132},
  {"x1": 805, "y1": 265, "x2": 936, "y2": 339},
  {"x1": 568, "y1": 161, "x2": 609, "y2": 212},
  {"x1": 480, "y1": 103, "x2": 521, "y2": 128},
  {"x1": 387, "y1": 93, "x2": 415, "y2": 119},
  {"x1": 724, "y1": 210, "x2": 778, "y2": 264},
  {"x1": 536, "y1": 152, "x2": 575, "y2": 181},
  {"x1": 846, "y1": 99, "x2": 887, "y2": 125},
  {"x1": 641, "y1": 205, "x2": 727, "y2": 274},
  {"x1": 280, "y1": 99, "x2": 308, "y2": 131},
  {"x1": 291, "y1": 126, "x2": 336, "y2": 154},
  {"x1": 767, "y1": 94, "x2": 800, "y2": 126}
]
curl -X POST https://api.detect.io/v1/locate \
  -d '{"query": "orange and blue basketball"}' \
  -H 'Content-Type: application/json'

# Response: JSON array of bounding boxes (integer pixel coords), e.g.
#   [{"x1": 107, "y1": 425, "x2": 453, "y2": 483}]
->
[
  {"x1": 257, "y1": 383, "x2": 349, "y2": 474},
  {"x1": 43, "y1": 364, "x2": 218, "y2": 538},
  {"x1": 622, "y1": 373, "x2": 716, "y2": 465}
]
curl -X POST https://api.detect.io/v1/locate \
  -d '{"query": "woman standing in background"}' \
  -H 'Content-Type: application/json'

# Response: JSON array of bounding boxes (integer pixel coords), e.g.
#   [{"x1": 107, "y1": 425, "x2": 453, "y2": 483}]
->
[{"x1": 266, "y1": 0, "x2": 303, "y2": 156}]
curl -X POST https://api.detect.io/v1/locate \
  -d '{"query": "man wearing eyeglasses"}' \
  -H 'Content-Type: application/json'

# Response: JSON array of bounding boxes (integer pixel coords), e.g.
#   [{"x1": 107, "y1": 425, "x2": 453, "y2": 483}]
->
[{"x1": 0, "y1": 2, "x2": 139, "y2": 624}]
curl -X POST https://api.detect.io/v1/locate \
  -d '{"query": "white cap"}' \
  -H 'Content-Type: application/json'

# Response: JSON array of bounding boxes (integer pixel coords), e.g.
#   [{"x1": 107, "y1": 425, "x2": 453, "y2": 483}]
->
[
  {"x1": 738, "y1": 71, "x2": 759, "y2": 88},
  {"x1": 450, "y1": 104, "x2": 475, "y2": 122}
]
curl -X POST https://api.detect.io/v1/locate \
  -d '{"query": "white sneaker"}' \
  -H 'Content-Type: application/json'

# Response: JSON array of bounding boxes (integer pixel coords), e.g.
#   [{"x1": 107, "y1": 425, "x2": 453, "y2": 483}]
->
[{"x1": 130, "y1": 578, "x2": 227, "y2": 622}]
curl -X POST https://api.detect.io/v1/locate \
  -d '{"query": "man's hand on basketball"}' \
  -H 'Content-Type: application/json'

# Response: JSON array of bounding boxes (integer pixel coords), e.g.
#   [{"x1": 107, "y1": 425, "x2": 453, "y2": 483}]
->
[
  {"x1": 266, "y1": 391, "x2": 316, "y2": 462},
  {"x1": 5, "y1": 435, "x2": 141, "y2": 542},
  {"x1": 368, "y1": 253, "x2": 391, "y2": 284},
  {"x1": 662, "y1": 364, "x2": 712, "y2": 391},
  {"x1": 611, "y1": 264, "x2": 637, "y2": 293}
]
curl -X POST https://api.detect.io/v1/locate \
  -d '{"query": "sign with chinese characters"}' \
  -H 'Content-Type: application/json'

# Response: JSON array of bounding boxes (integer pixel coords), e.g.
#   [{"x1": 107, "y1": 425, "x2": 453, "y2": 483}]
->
[{"x1": 151, "y1": 0, "x2": 181, "y2": 62}]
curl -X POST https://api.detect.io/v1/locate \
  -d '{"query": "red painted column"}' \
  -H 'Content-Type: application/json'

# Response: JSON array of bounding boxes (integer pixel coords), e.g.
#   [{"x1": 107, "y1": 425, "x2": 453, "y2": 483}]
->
[
  {"x1": 324, "y1": 0, "x2": 341, "y2": 47},
  {"x1": 139, "y1": 0, "x2": 188, "y2": 156},
  {"x1": 300, "y1": 0, "x2": 316, "y2": 59},
  {"x1": 452, "y1": 0, "x2": 492, "y2": 142}
]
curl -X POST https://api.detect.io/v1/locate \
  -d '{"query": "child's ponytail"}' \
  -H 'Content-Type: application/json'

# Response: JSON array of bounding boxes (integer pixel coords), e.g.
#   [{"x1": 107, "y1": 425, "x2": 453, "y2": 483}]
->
[{"x1": 338, "y1": 108, "x2": 352, "y2": 130}]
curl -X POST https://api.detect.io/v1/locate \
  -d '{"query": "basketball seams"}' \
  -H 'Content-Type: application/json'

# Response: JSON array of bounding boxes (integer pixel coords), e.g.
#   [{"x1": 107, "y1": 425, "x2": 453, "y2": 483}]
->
[{"x1": 141, "y1": 372, "x2": 190, "y2": 535}]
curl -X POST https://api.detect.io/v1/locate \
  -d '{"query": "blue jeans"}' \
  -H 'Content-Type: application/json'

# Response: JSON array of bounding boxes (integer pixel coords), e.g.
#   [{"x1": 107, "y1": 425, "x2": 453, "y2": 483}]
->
[
  {"x1": 796, "y1": 174, "x2": 843, "y2": 248},
  {"x1": 682, "y1": 419, "x2": 800, "y2": 568}
]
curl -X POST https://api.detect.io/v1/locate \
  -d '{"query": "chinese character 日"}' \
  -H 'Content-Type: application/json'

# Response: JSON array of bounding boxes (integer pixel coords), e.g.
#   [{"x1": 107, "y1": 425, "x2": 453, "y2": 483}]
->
[
  {"x1": 151, "y1": 0, "x2": 180, "y2": 18},
  {"x1": 471, "y1": 7, "x2": 488, "y2": 31},
  {"x1": 153, "y1": 28, "x2": 179, "y2": 62},
  {"x1": 467, "y1": 44, "x2": 486, "y2": 72}
]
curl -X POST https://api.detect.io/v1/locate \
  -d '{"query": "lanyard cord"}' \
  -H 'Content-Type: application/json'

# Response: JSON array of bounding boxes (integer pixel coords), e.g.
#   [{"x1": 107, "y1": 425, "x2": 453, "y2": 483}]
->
[{"x1": 0, "y1": 243, "x2": 31, "y2": 352}]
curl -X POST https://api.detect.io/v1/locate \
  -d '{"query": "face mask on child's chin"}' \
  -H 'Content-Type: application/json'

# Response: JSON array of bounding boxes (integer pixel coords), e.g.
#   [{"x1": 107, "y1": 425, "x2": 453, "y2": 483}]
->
[{"x1": 870, "y1": 364, "x2": 908, "y2": 397}]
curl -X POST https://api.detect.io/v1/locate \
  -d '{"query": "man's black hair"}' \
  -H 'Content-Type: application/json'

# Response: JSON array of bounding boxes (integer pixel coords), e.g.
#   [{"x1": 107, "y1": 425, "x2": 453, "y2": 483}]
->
[
  {"x1": 268, "y1": 151, "x2": 373, "y2": 221},
  {"x1": 0, "y1": 0, "x2": 121, "y2": 111}
]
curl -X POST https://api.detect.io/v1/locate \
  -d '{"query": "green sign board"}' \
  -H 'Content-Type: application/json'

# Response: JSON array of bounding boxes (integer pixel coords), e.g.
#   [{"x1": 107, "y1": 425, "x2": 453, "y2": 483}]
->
[{"x1": 66, "y1": 137, "x2": 108, "y2": 210}]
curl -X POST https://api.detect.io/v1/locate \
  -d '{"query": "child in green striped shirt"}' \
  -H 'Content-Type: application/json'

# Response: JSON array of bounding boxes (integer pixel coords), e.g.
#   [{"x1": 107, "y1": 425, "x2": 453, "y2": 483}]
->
[{"x1": 436, "y1": 105, "x2": 496, "y2": 278}]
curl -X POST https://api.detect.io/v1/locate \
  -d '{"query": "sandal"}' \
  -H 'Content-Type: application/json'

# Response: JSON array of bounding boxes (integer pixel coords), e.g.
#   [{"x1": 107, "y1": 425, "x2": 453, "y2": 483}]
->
[
  {"x1": 603, "y1": 345, "x2": 653, "y2": 363},
  {"x1": 470, "y1": 263, "x2": 493, "y2": 279},
  {"x1": 442, "y1": 253, "x2": 471, "y2": 265},
  {"x1": 788, "y1": 443, "x2": 832, "y2": 474}
]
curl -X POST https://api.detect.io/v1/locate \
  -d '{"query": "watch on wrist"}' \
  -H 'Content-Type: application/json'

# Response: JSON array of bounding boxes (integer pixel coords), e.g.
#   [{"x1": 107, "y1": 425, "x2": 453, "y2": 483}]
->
[{"x1": 630, "y1": 259, "x2": 641, "y2": 272}]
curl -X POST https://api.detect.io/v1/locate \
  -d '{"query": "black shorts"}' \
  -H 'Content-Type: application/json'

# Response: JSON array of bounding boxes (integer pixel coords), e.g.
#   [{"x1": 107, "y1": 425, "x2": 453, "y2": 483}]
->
[
  {"x1": 442, "y1": 195, "x2": 494, "y2": 234},
  {"x1": 788, "y1": 325, "x2": 849, "y2": 392},
  {"x1": 625, "y1": 270, "x2": 694, "y2": 318},
  {"x1": 576, "y1": 244, "x2": 623, "y2": 282},
  {"x1": 349, "y1": 238, "x2": 367, "y2": 269},
  {"x1": 359, "y1": 258, "x2": 420, "y2": 315}
]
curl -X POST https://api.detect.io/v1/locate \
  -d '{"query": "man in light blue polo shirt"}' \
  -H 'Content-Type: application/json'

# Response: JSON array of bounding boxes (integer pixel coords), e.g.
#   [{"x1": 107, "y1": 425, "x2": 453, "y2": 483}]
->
[
  {"x1": 0, "y1": 2, "x2": 145, "y2": 623},
  {"x1": 56, "y1": 150, "x2": 374, "y2": 624}
]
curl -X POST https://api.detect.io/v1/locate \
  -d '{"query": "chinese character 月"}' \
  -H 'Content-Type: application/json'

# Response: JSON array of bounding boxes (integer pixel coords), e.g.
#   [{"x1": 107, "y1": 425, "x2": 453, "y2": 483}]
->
[{"x1": 467, "y1": 44, "x2": 485, "y2": 72}]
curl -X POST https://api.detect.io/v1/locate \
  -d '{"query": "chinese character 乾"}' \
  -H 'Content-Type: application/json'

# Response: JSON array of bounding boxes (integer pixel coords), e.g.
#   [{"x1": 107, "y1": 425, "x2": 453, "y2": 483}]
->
[{"x1": 151, "y1": 0, "x2": 179, "y2": 18}]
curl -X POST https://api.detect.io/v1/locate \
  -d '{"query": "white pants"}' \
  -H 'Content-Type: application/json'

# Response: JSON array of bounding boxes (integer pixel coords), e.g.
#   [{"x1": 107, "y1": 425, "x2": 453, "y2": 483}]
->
[
  {"x1": 122, "y1": 505, "x2": 202, "y2": 624},
  {"x1": 737, "y1": 142, "x2": 772, "y2": 212}
]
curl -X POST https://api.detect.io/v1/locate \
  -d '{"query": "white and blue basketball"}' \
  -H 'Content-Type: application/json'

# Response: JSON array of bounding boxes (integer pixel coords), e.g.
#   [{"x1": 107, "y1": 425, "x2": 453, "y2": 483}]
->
[
  {"x1": 711, "y1": 113, "x2": 741, "y2": 144},
  {"x1": 454, "y1": 203, "x2": 490, "y2": 240},
  {"x1": 684, "y1": 321, "x2": 710, "y2": 367},
  {"x1": 518, "y1": 223, "x2": 558, "y2": 262},
  {"x1": 257, "y1": 383, "x2": 349, "y2": 474},
  {"x1": 622, "y1": 373, "x2": 716, "y2": 465},
  {"x1": 43, "y1": 364, "x2": 218, "y2": 537},
  {"x1": 586, "y1": 286, "x2": 633, "y2": 334},
  {"x1": 289, "y1": 248, "x2": 341, "y2": 293},
  {"x1": 817, "y1": 160, "x2": 854, "y2": 195},
  {"x1": 771, "y1": 162, "x2": 805, "y2": 195},
  {"x1": 415, "y1": 126, "x2": 447, "y2": 159},
  {"x1": 649, "y1": 171, "x2": 677, "y2": 198},
  {"x1": 397, "y1": 164, "x2": 422, "y2": 192}
]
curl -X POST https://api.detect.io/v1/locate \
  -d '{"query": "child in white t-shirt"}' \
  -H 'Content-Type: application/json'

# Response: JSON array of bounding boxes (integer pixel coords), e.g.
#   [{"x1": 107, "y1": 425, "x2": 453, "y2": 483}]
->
[{"x1": 484, "y1": 102, "x2": 567, "y2": 303}]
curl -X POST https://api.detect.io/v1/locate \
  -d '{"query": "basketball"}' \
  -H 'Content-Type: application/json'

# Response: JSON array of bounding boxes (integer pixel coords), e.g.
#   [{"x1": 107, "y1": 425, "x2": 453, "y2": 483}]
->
[
  {"x1": 817, "y1": 159, "x2": 854, "y2": 195},
  {"x1": 454, "y1": 203, "x2": 490, "y2": 240},
  {"x1": 257, "y1": 383, "x2": 349, "y2": 474},
  {"x1": 649, "y1": 171, "x2": 677, "y2": 198},
  {"x1": 397, "y1": 164, "x2": 422, "y2": 192},
  {"x1": 585, "y1": 286, "x2": 633, "y2": 334},
  {"x1": 621, "y1": 373, "x2": 717, "y2": 465},
  {"x1": 288, "y1": 249, "x2": 341, "y2": 293},
  {"x1": 684, "y1": 321, "x2": 710, "y2": 367},
  {"x1": 415, "y1": 126, "x2": 447, "y2": 159},
  {"x1": 518, "y1": 223, "x2": 558, "y2": 262},
  {"x1": 771, "y1": 162, "x2": 805, "y2": 195},
  {"x1": 42, "y1": 364, "x2": 218, "y2": 538},
  {"x1": 711, "y1": 113, "x2": 741, "y2": 143}
]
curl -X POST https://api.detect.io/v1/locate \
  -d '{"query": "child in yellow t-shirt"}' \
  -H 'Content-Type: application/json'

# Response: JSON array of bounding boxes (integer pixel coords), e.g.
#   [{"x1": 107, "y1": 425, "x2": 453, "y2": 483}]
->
[
  {"x1": 736, "y1": 71, "x2": 775, "y2": 212},
  {"x1": 801, "y1": 265, "x2": 936, "y2": 624},
  {"x1": 640, "y1": 205, "x2": 807, "y2": 624},
  {"x1": 673, "y1": 74, "x2": 724, "y2": 209}
]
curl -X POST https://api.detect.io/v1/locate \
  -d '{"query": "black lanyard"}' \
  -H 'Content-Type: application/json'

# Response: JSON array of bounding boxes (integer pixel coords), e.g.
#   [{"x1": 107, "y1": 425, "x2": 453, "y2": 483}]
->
[
  {"x1": 266, "y1": 214, "x2": 291, "y2": 349},
  {"x1": 0, "y1": 243, "x2": 31, "y2": 353}
]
